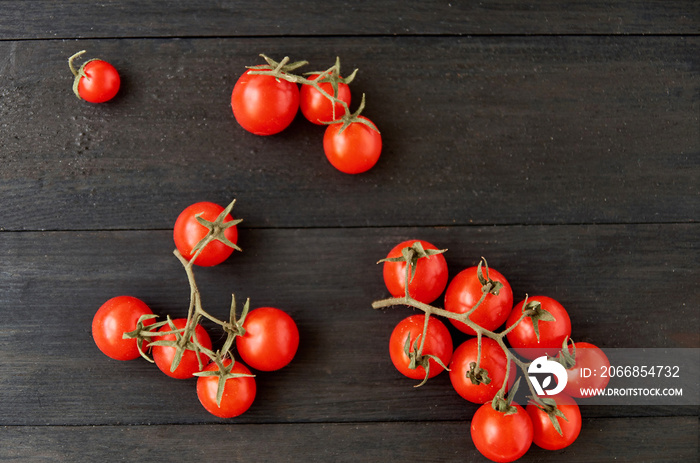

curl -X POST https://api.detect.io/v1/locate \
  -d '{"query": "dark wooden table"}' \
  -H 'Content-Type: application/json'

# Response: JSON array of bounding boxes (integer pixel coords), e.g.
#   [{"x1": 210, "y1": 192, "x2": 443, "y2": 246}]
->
[{"x1": 1, "y1": 2, "x2": 698, "y2": 461}]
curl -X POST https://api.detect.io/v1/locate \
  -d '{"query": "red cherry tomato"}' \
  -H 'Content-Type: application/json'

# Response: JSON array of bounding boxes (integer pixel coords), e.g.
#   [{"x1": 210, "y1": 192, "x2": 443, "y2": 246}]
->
[
  {"x1": 173, "y1": 201, "x2": 239, "y2": 267},
  {"x1": 75, "y1": 59, "x2": 120, "y2": 103},
  {"x1": 471, "y1": 402, "x2": 534, "y2": 463},
  {"x1": 382, "y1": 240, "x2": 448, "y2": 304},
  {"x1": 505, "y1": 296, "x2": 572, "y2": 359},
  {"x1": 236, "y1": 307, "x2": 300, "y2": 371},
  {"x1": 527, "y1": 394, "x2": 582, "y2": 450},
  {"x1": 444, "y1": 266, "x2": 513, "y2": 335},
  {"x1": 564, "y1": 342, "x2": 611, "y2": 398},
  {"x1": 449, "y1": 337, "x2": 516, "y2": 404},
  {"x1": 300, "y1": 73, "x2": 351, "y2": 124},
  {"x1": 323, "y1": 116, "x2": 382, "y2": 174},
  {"x1": 92, "y1": 296, "x2": 153, "y2": 361},
  {"x1": 231, "y1": 69, "x2": 299, "y2": 135},
  {"x1": 389, "y1": 314, "x2": 453, "y2": 380},
  {"x1": 151, "y1": 318, "x2": 213, "y2": 379},
  {"x1": 197, "y1": 359, "x2": 256, "y2": 418}
]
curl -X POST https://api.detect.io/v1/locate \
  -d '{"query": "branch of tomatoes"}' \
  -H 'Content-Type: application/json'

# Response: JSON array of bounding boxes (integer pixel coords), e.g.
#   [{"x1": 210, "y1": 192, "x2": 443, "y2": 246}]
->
[
  {"x1": 373, "y1": 240, "x2": 607, "y2": 461},
  {"x1": 232, "y1": 54, "x2": 382, "y2": 174},
  {"x1": 373, "y1": 256, "x2": 544, "y2": 401},
  {"x1": 93, "y1": 199, "x2": 299, "y2": 419}
]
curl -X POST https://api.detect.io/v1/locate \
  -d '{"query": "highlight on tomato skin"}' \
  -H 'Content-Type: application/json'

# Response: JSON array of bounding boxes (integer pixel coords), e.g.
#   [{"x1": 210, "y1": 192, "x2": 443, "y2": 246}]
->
[
  {"x1": 92, "y1": 296, "x2": 153, "y2": 361},
  {"x1": 77, "y1": 59, "x2": 121, "y2": 103},
  {"x1": 470, "y1": 402, "x2": 534, "y2": 463},
  {"x1": 235, "y1": 307, "x2": 300, "y2": 372},
  {"x1": 323, "y1": 116, "x2": 382, "y2": 174},
  {"x1": 231, "y1": 69, "x2": 300, "y2": 136}
]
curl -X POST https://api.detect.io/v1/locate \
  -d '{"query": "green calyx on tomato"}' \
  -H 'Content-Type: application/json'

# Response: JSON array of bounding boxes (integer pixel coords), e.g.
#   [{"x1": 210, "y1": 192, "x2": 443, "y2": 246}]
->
[
  {"x1": 527, "y1": 394, "x2": 581, "y2": 449},
  {"x1": 379, "y1": 241, "x2": 448, "y2": 291},
  {"x1": 528, "y1": 397, "x2": 569, "y2": 437},
  {"x1": 190, "y1": 199, "x2": 242, "y2": 257},
  {"x1": 402, "y1": 330, "x2": 451, "y2": 387},
  {"x1": 476, "y1": 258, "x2": 505, "y2": 297},
  {"x1": 245, "y1": 54, "x2": 309, "y2": 83},
  {"x1": 149, "y1": 317, "x2": 213, "y2": 379},
  {"x1": 517, "y1": 297, "x2": 557, "y2": 343},
  {"x1": 379, "y1": 240, "x2": 448, "y2": 303},
  {"x1": 173, "y1": 199, "x2": 242, "y2": 268},
  {"x1": 389, "y1": 314, "x2": 453, "y2": 387},
  {"x1": 466, "y1": 360, "x2": 492, "y2": 386},
  {"x1": 323, "y1": 93, "x2": 379, "y2": 134},
  {"x1": 196, "y1": 357, "x2": 256, "y2": 411},
  {"x1": 491, "y1": 377, "x2": 522, "y2": 415}
]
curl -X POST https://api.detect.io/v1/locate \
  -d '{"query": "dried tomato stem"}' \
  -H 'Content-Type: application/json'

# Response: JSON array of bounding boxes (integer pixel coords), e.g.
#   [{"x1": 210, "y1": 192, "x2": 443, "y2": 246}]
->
[
  {"x1": 68, "y1": 50, "x2": 86, "y2": 76},
  {"x1": 416, "y1": 310, "x2": 431, "y2": 358}
]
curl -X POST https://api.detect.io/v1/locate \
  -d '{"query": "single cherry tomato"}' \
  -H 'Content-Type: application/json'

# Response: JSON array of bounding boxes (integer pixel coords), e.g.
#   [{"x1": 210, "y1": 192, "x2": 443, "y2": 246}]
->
[
  {"x1": 231, "y1": 69, "x2": 299, "y2": 135},
  {"x1": 300, "y1": 73, "x2": 352, "y2": 124},
  {"x1": 173, "y1": 201, "x2": 239, "y2": 267},
  {"x1": 151, "y1": 318, "x2": 213, "y2": 379},
  {"x1": 197, "y1": 359, "x2": 256, "y2": 418},
  {"x1": 69, "y1": 51, "x2": 120, "y2": 103},
  {"x1": 389, "y1": 314, "x2": 453, "y2": 380},
  {"x1": 471, "y1": 402, "x2": 534, "y2": 463},
  {"x1": 92, "y1": 296, "x2": 153, "y2": 361},
  {"x1": 236, "y1": 307, "x2": 299, "y2": 371},
  {"x1": 382, "y1": 240, "x2": 448, "y2": 304},
  {"x1": 527, "y1": 394, "x2": 582, "y2": 450},
  {"x1": 449, "y1": 337, "x2": 516, "y2": 404},
  {"x1": 444, "y1": 266, "x2": 513, "y2": 335},
  {"x1": 323, "y1": 116, "x2": 382, "y2": 174},
  {"x1": 505, "y1": 295, "x2": 572, "y2": 359},
  {"x1": 563, "y1": 342, "x2": 611, "y2": 398}
]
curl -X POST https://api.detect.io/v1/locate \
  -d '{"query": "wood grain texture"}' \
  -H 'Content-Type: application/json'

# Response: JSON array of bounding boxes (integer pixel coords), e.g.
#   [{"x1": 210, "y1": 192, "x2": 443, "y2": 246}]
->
[
  {"x1": 1, "y1": 36, "x2": 697, "y2": 230},
  {"x1": 1, "y1": 416, "x2": 697, "y2": 462},
  {"x1": 1, "y1": 2, "x2": 698, "y2": 460},
  {"x1": 0, "y1": 225, "x2": 696, "y2": 426},
  {"x1": 1, "y1": 0, "x2": 698, "y2": 39}
]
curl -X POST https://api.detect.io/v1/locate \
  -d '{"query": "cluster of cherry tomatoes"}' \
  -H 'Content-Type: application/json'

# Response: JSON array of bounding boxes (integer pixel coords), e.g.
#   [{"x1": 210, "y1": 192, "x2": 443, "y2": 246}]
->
[
  {"x1": 73, "y1": 49, "x2": 615, "y2": 458},
  {"x1": 231, "y1": 55, "x2": 382, "y2": 174},
  {"x1": 68, "y1": 52, "x2": 382, "y2": 175},
  {"x1": 378, "y1": 239, "x2": 610, "y2": 462},
  {"x1": 92, "y1": 200, "x2": 299, "y2": 418}
]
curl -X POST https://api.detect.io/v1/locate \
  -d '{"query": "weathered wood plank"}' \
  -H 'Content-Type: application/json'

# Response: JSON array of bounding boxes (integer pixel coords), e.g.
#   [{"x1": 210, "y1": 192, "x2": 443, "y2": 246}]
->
[
  {"x1": 0, "y1": 224, "x2": 696, "y2": 425},
  {"x1": 0, "y1": 0, "x2": 698, "y2": 39},
  {"x1": 1, "y1": 37, "x2": 697, "y2": 230},
  {"x1": 0, "y1": 416, "x2": 697, "y2": 462}
]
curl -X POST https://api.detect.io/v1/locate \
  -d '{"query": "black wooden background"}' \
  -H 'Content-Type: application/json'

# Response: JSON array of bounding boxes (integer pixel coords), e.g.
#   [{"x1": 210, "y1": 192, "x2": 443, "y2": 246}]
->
[{"x1": 1, "y1": 2, "x2": 698, "y2": 462}]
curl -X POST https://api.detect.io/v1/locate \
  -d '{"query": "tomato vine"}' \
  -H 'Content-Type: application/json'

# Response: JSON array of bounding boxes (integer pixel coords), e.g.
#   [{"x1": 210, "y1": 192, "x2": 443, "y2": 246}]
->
[
  {"x1": 92, "y1": 199, "x2": 298, "y2": 417},
  {"x1": 232, "y1": 54, "x2": 382, "y2": 174},
  {"x1": 372, "y1": 241, "x2": 601, "y2": 460}
]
